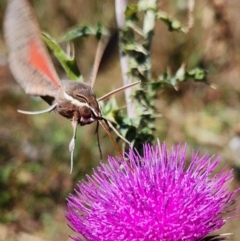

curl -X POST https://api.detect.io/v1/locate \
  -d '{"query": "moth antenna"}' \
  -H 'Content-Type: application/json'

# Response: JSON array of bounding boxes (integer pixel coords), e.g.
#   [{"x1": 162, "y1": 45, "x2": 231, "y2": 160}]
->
[
  {"x1": 104, "y1": 119, "x2": 131, "y2": 146},
  {"x1": 98, "y1": 81, "x2": 141, "y2": 101},
  {"x1": 95, "y1": 121, "x2": 103, "y2": 160},
  {"x1": 18, "y1": 103, "x2": 57, "y2": 115},
  {"x1": 69, "y1": 119, "x2": 78, "y2": 174},
  {"x1": 88, "y1": 38, "x2": 109, "y2": 88}
]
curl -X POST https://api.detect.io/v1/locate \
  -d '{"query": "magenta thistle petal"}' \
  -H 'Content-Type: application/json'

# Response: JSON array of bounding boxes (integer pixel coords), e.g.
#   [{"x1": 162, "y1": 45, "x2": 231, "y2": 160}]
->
[{"x1": 66, "y1": 143, "x2": 240, "y2": 241}]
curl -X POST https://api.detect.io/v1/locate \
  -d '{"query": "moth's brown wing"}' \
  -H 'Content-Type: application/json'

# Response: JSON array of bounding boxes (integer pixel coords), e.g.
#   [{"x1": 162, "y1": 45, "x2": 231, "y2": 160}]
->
[{"x1": 4, "y1": 0, "x2": 62, "y2": 98}]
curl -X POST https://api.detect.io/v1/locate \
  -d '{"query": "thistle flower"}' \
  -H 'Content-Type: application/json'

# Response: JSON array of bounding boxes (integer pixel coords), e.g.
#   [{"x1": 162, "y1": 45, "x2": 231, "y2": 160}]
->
[{"x1": 66, "y1": 143, "x2": 240, "y2": 241}]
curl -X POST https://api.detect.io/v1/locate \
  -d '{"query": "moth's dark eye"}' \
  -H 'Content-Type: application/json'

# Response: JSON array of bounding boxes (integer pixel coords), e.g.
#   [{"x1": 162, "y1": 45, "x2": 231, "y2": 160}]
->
[{"x1": 80, "y1": 106, "x2": 91, "y2": 118}]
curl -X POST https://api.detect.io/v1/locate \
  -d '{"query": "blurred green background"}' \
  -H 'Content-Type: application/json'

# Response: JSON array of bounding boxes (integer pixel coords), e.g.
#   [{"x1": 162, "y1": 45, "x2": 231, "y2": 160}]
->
[{"x1": 1, "y1": 0, "x2": 240, "y2": 240}]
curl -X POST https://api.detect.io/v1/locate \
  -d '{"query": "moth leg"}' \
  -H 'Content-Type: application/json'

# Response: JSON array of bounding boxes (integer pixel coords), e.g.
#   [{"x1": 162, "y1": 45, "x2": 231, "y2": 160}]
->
[
  {"x1": 95, "y1": 121, "x2": 102, "y2": 161},
  {"x1": 105, "y1": 119, "x2": 131, "y2": 146},
  {"x1": 18, "y1": 103, "x2": 57, "y2": 115},
  {"x1": 69, "y1": 117, "x2": 78, "y2": 174}
]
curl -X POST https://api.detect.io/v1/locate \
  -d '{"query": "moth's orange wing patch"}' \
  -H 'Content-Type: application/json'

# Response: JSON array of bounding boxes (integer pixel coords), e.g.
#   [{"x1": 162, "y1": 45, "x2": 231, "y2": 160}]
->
[{"x1": 28, "y1": 39, "x2": 61, "y2": 88}]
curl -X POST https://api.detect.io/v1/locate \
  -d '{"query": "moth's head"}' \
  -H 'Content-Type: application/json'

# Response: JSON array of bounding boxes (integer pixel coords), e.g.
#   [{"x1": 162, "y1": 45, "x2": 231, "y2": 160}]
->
[
  {"x1": 61, "y1": 81, "x2": 101, "y2": 125},
  {"x1": 73, "y1": 92, "x2": 101, "y2": 126}
]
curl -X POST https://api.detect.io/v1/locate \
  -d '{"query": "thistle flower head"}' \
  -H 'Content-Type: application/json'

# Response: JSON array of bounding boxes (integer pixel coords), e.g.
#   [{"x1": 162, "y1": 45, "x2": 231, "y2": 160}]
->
[{"x1": 67, "y1": 143, "x2": 240, "y2": 241}]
